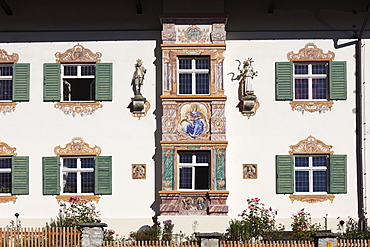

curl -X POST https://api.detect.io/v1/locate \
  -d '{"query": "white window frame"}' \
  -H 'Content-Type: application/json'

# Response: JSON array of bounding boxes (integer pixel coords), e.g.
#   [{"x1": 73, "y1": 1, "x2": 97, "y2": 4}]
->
[
  {"x1": 0, "y1": 157, "x2": 12, "y2": 195},
  {"x1": 0, "y1": 64, "x2": 13, "y2": 102},
  {"x1": 61, "y1": 156, "x2": 95, "y2": 195},
  {"x1": 177, "y1": 57, "x2": 210, "y2": 95},
  {"x1": 178, "y1": 152, "x2": 210, "y2": 191},
  {"x1": 293, "y1": 62, "x2": 328, "y2": 101},
  {"x1": 61, "y1": 64, "x2": 96, "y2": 102},
  {"x1": 294, "y1": 155, "x2": 328, "y2": 195}
]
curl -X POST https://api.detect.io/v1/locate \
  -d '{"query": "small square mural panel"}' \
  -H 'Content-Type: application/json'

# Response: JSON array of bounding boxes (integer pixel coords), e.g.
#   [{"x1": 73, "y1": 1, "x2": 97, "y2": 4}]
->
[
  {"x1": 132, "y1": 164, "x2": 146, "y2": 179},
  {"x1": 243, "y1": 164, "x2": 257, "y2": 179}
]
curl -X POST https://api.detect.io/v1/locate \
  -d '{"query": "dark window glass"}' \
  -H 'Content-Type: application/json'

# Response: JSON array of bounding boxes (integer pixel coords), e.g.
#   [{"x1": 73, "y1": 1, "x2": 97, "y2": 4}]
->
[
  {"x1": 312, "y1": 78, "x2": 327, "y2": 100},
  {"x1": 0, "y1": 66, "x2": 12, "y2": 76},
  {"x1": 295, "y1": 171, "x2": 309, "y2": 192},
  {"x1": 195, "y1": 59, "x2": 209, "y2": 70},
  {"x1": 179, "y1": 167, "x2": 192, "y2": 189},
  {"x1": 81, "y1": 172, "x2": 95, "y2": 193},
  {"x1": 312, "y1": 64, "x2": 327, "y2": 74},
  {"x1": 179, "y1": 59, "x2": 192, "y2": 70},
  {"x1": 179, "y1": 74, "x2": 192, "y2": 94},
  {"x1": 63, "y1": 172, "x2": 77, "y2": 193},
  {"x1": 63, "y1": 158, "x2": 77, "y2": 169},
  {"x1": 0, "y1": 80, "x2": 12, "y2": 101},
  {"x1": 195, "y1": 166, "x2": 209, "y2": 190},
  {"x1": 295, "y1": 157, "x2": 309, "y2": 167},
  {"x1": 313, "y1": 170, "x2": 327, "y2": 192},
  {"x1": 81, "y1": 66, "x2": 95, "y2": 76},
  {"x1": 0, "y1": 158, "x2": 11, "y2": 194},
  {"x1": 295, "y1": 79, "x2": 309, "y2": 100},
  {"x1": 195, "y1": 74, "x2": 209, "y2": 94},
  {"x1": 64, "y1": 66, "x2": 78, "y2": 76},
  {"x1": 294, "y1": 64, "x2": 308, "y2": 75}
]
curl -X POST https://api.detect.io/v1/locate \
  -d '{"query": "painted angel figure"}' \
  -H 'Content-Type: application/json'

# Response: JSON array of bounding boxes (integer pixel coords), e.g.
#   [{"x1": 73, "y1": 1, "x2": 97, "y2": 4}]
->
[{"x1": 229, "y1": 58, "x2": 258, "y2": 100}]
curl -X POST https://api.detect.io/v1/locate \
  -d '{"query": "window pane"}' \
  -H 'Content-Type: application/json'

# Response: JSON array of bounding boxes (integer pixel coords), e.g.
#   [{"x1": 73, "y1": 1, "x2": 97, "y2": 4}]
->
[
  {"x1": 0, "y1": 158, "x2": 11, "y2": 169},
  {"x1": 179, "y1": 74, "x2": 192, "y2": 94},
  {"x1": 195, "y1": 59, "x2": 209, "y2": 70},
  {"x1": 295, "y1": 64, "x2": 308, "y2": 75},
  {"x1": 195, "y1": 166, "x2": 209, "y2": 190},
  {"x1": 295, "y1": 157, "x2": 309, "y2": 167},
  {"x1": 81, "y1": 65, "x2": 95, "y2": 76},
  {"x1": 0, "y1": 65, "x2": 13, "y2": 76},
  {"x1": 179, "y1": 153, "x2": 192, "y2": 163},
  {"x1": 63, "y1": 172, "x2": 77, "y2": 193},
  {"x1": 313, "y1": 171, "x2": 327, "y2": 192},
  {"x1": 0, "y1": 80, "x2": 12, "y2": 100},
  {"x1": 179, "y1": 59, "x2": 192, "y2": 70},
  {"x1": 312, "y1": 78, "x2": 327, "y2": 99},
  {"x1": 196, "y1": 153, "x2": 209, "y2": 163},
  {"x1": 63, "y1": 158, "x2": 77, "y2": 168},
  {"x1": 195, "y1": 74, "x2": 209, "y2": 94},
  {"x1": 64, "y1": 66, "x2": 77, "y2": 76},
  {"x1": 313, "y1": 156, "x2": 328, "y2": 167},
  {"x1": 295, "y1": 171, "x2": 309, "y2": 192},
  {"x1": 81, "y1": 172, "x2": 95, "y2": 193},
  {"x1": 81, "y1": 158, "x2": 95, "y2": 168},
  {"x1": 0, "y1": 173, "x2": 11, "y2": 193},
  {"x1": 179, "y1": 167, "x2": 192, "y2": 189},
  {"x1": 295, "y1": 79, "x2": 308, "y2": 100},
  {"x1": 312, "y1": 64, "x2": 327, "y2": 74}
]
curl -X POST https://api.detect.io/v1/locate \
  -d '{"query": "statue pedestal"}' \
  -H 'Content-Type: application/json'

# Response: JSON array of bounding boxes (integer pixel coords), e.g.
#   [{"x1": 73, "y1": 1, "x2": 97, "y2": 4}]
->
[
  {"x1": 130, "y1": 96, "x2": 146, "y2": 114},
  {"x1": 241, "y1": 94, "x2": 257, "y2": 114}
]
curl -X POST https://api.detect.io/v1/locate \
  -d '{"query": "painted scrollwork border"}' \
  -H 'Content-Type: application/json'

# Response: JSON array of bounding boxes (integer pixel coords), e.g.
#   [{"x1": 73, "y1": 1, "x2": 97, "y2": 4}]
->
[
  {"x1": 54, "y1": 102, "x2": 103, "y2": 117},
  {"x1": 54, "y1": 137, "x2": 101, "y2": 156},
  {"x1": 0, "y1": 49, "x2": 19, "y2": 63},
  {"x1": 0, "y1": 141, "x2": 17, "y2": 156},
  {"x1": 290, "y1": 101, "x2": 333, "y2": 114},
  {"x1": 287, "y1": 43, "x2": 335, "y2": 62},
  {"x1": 55, "y1": 43, "x2": 102, "y2": 63},
  {"x1": 0, "y1": 102, "x2": 17, "y2": 115},
  {"x1": 289, "y1": 194, "x2": 335, "y2": 203},
  {"x1": 289, "y1": 135, "x2": 333, "y2": 155},
  {"x1": 56, "y1": 195, "x2": 100, "y2": 203},
  {"x1": 0, "y1": 195, "x2": 17, "y2": 203}
]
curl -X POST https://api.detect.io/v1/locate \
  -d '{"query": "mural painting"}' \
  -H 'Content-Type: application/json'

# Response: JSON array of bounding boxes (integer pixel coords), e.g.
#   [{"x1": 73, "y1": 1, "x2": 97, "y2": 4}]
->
[{"x1": 178, "y1": 103, "x2": 210, "y2": 140}]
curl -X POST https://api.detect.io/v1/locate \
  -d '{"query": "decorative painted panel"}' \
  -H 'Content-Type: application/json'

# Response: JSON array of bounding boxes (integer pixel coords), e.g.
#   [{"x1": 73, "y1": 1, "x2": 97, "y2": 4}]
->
[
  {"x1": 163, "y1": 148, "x2": 175, "y2": 191},
  {"x1": 214, "y1": 149, "x2": 226, "y2": 190},
  {"x1": 177, "y1": 102, "x2": 210, "y2": 140},
  {"x1": 210, "y1": 101, "x2": 226, "y2": 141}
]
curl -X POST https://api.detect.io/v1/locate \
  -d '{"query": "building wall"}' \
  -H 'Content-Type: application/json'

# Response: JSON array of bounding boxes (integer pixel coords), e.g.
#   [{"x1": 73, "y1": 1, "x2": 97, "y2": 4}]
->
[{"x1": 0, "y1": 38, "x2": 363, "y2": 236}]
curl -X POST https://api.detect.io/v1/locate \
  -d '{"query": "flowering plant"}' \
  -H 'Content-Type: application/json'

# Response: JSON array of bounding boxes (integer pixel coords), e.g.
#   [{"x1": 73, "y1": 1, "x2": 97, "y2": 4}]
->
[
  {"x1": 235, "y1": 197, "x2": 284, "y2": 241},
  {"x1": 162, "y1": 219, "x2": 174, "y2": 241},
  {"x1": 47, "y1": 196, "x2": 101, "y2": 231},
  {"x1": 291, "y1": 208, "x2": 321, "y2": 240}
]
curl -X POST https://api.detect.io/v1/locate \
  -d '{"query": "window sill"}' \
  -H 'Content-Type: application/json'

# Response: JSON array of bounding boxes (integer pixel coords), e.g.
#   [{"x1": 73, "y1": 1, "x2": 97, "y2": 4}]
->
[
  {"x1": 290, "y1": 100, "x2": 333, "y2": 113},
  {"x1": 0, "y1": 102, "x2": 17, "y2": 115},
  {"x1": 289, "y1": 194, "x2": 335, "y2": 204},
  {"x1": 54, "y1": 102, "x2": 102, "y2": 117},
  {"x1": 56, "y1": 195, "x2": 101, "y2": 203},
  {"x1": 0, "y1": 195, "x2": 17, "y2": 204}
]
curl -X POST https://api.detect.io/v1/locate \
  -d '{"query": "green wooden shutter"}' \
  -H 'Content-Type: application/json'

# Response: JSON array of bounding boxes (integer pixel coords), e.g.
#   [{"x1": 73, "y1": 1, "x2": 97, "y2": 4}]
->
[
  {"x1": 329, "y1": 61, "x2": 347, "y2": 100},
  {"x1": 12, "y1": 156, "x2": 29, "y2": 195},
  {"x1": 13, "y1": 63, "x2": 30, "y2": 101},
  {"x1": 42, "y1": 157, "x2": 60, "y2": 195},
  {"x1": 275, "y1": 62, "x2": 293, "y2": 100},
  {"x1": 95, "y1": 156, "x2": 112, "y2": 195},
  {"x1": 329, "y1": 154, "x2": 347, "y2": 193},
  {"x1": 95, "y1": 63, "x2": 113, "y2": 101},
  {"x1": 276, "y1": 155, "x2": 294, "y2": 194},
  {"x1": 43, "y1": 63, "x2": 61, "y2": 101}
]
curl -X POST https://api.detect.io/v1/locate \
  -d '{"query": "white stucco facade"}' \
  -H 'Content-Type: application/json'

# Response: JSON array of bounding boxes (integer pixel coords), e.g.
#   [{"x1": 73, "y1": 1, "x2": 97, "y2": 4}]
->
[{"x1": 0, "y1": 37, "x2": 366, "y2": 237}]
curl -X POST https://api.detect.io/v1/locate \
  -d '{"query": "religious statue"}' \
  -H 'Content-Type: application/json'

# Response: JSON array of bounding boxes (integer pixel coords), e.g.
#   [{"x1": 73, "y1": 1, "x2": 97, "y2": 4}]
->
[
  {"x1": 132, "y1": 59, "x2": 147, "y2": 97},
  {"x1": 228, "y1": 58, "x2": 258, "y2": 100}
]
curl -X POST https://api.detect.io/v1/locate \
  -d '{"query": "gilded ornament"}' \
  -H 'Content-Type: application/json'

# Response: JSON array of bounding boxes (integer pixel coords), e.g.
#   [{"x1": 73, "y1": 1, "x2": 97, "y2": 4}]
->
[
  {"x1": 0, "y1": 195, "x2": 17, "y2": 203},
  {"x1": 54, "y1": 102, "x2": 103, "y2": 117},
  {"x1": 0, "y1": 49, "x2": 19, "y2": 63},
  {"x1": 0, "y1": 102, "x2": 17, "y2": 115},
  {"x1": 289, "y1": 194, "x2": 335, "y2": 203},
  {"x1": 56, "y1": 195, "x2": 100, "y2": 203},
  {"x1": 0, "y1": 141, "x2": 17, "y2": 156},
  {"x1": 54, "y1": 137, "x2": 101, "y2": 156},
  {"x1": 55, "y1": 44, "x2": 102, "y2": 63},
  {"x1": 290, "y1": 101, "x2": 333, "y2": 114},
  {"x1": 289, "y1": 136, "x2": 333, "y2": 155},
  {"x1": 287, "y1": 43, "x2": 335, "y2": 62}
]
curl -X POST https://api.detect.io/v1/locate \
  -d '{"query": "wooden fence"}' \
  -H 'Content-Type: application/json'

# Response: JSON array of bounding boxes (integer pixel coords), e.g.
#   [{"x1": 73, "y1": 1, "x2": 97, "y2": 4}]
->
[
  {"x1": 102, "y1": 241, "x2": 199, "y2": 247},
  {"x1": 0, "y1": 227, "x2": 81, "y2": 247}
]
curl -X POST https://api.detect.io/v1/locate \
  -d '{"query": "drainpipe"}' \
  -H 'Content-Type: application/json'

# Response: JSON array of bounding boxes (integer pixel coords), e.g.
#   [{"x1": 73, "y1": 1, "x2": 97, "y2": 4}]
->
[{"x1": 333, "y1": 3, "x2": 370, "y2": 231}]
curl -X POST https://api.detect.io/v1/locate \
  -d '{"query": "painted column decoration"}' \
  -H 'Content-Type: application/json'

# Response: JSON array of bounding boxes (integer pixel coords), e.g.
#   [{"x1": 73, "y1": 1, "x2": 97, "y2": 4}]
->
[
  {"x1": 162, "y1": 148, "x2": 174, "y2": 191},
  {"x1": 214, "y1": 149, "x2": 226, "y2": 190}
]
